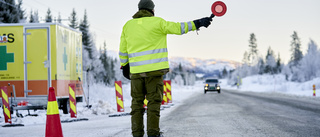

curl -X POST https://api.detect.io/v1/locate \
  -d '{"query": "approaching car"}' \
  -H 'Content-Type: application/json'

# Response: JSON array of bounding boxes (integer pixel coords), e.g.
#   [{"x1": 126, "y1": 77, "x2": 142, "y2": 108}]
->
[{"x1": 204, "y1": 79, "x2": 221, "y2": 94}]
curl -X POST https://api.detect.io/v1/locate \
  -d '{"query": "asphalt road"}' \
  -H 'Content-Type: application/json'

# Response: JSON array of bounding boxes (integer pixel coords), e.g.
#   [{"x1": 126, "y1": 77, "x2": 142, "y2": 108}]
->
[{"x1": 160, "y1": 89, "x2": 320, "y2": 137}]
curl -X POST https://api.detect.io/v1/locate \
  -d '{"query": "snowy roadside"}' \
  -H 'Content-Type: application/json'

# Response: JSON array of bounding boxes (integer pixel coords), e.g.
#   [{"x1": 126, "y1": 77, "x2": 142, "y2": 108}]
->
[
  {"x1": 0, "y1": 81, "x2": 202, "y2": 127},
  {"x1": 1, "y1": 74, "x2": 319, "y2": 128},
  {"x1": 220, "y1": 74, "x2": 320, "y2": 98}
]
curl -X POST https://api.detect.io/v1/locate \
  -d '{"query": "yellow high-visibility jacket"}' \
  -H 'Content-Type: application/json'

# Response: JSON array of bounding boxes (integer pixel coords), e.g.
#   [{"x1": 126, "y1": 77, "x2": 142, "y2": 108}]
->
[{"x1": 119, "y1": 16, "x2": 196, "y2": 74}]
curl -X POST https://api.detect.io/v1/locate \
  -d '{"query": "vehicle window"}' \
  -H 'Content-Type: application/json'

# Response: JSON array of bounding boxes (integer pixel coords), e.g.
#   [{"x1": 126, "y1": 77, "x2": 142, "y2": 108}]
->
[{"x1": 206, "y1": 79, "x2": 218, "y2": 83}]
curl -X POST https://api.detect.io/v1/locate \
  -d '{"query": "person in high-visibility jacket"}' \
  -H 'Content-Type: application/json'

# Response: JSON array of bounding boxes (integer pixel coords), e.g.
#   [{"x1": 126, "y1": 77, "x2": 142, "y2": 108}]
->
[{"x1": 119, "y1": 0, "x2": 213, "y2": 136}]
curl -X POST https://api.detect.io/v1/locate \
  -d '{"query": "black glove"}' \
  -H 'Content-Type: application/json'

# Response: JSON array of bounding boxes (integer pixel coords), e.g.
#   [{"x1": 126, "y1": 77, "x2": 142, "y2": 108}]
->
[
  {"x1": 122, "y1": 63, "x2": 131, "y2": 80},
  {"x1": 193, "y1": 14, "x2": 214, "y2": 29}
]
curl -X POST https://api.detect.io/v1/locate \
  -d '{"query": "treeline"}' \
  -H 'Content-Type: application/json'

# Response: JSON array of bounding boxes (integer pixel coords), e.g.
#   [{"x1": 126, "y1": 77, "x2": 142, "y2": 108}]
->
[
  {"x1": 67, "y1": 8, "x2": 121, "y2": 86},
  {"x1": 229, "y1": 31, "x2": 319, "y2": 84},
  {"x1": 0, "y1": 0, "x2": 25, "y2": 23},
  {"x1": 166, "y1": 64, "x2": 196, "y2": 86},
  {"x1": 1, "y1": 1, "x2": 122, "y2": 86}
]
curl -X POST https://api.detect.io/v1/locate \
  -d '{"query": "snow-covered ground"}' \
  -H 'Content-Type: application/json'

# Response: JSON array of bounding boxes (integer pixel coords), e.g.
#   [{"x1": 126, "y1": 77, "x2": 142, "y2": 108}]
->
[
  {"x1": 0, "y1": 81, "x2": 202, "y2": 127},
  {"x1": 221, "y1": 74, "x2": 320, "y2": 97},
  {"x1": 1, "y1": 74, "x2": 319, "y2": 132}
]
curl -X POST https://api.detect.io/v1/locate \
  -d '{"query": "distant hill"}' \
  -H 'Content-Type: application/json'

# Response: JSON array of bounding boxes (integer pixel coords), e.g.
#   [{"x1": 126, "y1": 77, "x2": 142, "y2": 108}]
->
[
  {"x1": 169, "y1": 56, "x2": 240, "y2": 78},
  {"x1": 107, "y1": 50, "x2": 240, "y2": 77}
]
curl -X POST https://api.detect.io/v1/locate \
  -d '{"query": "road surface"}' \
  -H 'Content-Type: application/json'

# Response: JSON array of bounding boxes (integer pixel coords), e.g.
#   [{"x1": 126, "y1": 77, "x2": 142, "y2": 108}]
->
[{"x1": 160, "y1": 89, "x2": 320, "y2": 137}]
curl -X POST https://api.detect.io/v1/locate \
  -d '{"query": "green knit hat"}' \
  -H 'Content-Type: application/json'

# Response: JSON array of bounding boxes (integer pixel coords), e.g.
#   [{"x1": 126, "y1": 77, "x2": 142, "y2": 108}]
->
[{"x1": 138, "y1": 0, "x2": 155, "y2": 10}]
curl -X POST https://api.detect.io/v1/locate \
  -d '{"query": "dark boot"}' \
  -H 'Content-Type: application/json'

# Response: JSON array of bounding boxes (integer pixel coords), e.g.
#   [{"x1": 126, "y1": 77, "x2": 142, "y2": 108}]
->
[{"x1": 148, "y1": 132, "x2": 163, "y2": 137}]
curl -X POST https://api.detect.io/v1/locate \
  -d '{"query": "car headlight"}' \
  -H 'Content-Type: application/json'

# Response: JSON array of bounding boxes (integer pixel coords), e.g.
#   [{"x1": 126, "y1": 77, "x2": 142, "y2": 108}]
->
[
  {"x1": 205, "y1": 84, "x2": 209, "y2": 87},
  {"x1": 217, "y1": 86, "x2": 220, "y2": 90},
  {"x1": 205, "y1": 87, "x2": 208, "y2": 90}
]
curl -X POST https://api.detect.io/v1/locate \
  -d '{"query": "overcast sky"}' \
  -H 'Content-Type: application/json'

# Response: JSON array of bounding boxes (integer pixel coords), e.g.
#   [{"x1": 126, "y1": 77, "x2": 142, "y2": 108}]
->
[{"x1": 22, "y1": 0, "x2": 320, "y2": 63}]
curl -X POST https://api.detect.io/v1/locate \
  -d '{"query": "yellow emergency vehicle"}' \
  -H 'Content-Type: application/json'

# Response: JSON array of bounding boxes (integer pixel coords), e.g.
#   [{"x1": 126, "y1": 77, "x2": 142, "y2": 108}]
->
[{"x1": 0, "y1": 23, "x2": 83, "y2": 114}]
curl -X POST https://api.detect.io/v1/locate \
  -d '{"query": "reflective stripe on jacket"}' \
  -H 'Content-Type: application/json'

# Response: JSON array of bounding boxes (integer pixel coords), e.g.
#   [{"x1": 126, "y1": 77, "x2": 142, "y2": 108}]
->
[{"x1": 119, "y1": 16, "x2": 196, "y2": 74}]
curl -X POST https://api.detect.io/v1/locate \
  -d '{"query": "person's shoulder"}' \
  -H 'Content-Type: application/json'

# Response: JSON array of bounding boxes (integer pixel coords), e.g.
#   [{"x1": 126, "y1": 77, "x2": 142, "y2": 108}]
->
[
  {"x1": 123, "y1": 19, "x2": 136, "y2": 28},
  {"x1": 125, "y1": 19, "x2": 136, "y2": 24},
  {"x1": 124, "y1": 17, "x2": 165, "y2": 26},
  {"x1": 152, "y1": 16, "x2": 165, "y2": 21}
]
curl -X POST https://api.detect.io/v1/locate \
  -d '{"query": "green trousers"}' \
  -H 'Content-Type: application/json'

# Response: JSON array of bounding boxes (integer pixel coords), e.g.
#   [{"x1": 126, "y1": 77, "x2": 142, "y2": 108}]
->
[{"x1": 130, "y1": 74, "x2": 164, "y2": 137}]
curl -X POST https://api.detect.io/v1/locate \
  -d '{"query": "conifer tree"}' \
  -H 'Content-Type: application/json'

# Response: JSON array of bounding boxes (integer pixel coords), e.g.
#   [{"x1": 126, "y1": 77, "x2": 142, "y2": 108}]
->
[
  {"x1": 17, "y1": 0, "x2": 25, "y2": 22},
  {"x1": 288, "y1": 31, "x2": 303, "y2": 81},
  {"x1": 222, "y1": 67, "x2": 228, "y2": 78},
  {"x1": 99, "y1": 41, "x2": 109, "y2": 85},
  {"x1": 265, "y1": 46, "x2": 276, "y2": 74},
  {"x1": 0, "y1": 0, "x2": 19, "y2": 23},
  {"x1": 79, "y1": 9, "x2": 93, "y2": 59},
  {"x1": 242, "y1": 51, "x2": 249, "y2": 65},
  {"x1": 289, "y1": 31, "x2": 303, "y2": 67},
  {"x1": 248, "y1": 33, "x2": 258, "y2": 65},
  {"x1": 45, "y1": 8, "x2": 52, "y2": 22},
  {"x1": 57, "y1": 12, "x2": 62, "y2": 23},
  {"x1": 33, "y1": 10, "x2": 39, "y2": 23},
  {"x1": 110, "y1": 59, "x2": 116, "y2": 83},
  {"x1": 276, "y1": 53, "x2": 282, "y2": 73},
  {"x1": 29, "y1": 10, "x2": 34, "y2": 23},
  {"x1": 257, "y1": 58, "x2": 265, "y2": 74},
  {"x1": 69, "y1": 8, "x2": 78, "y2": 29}
]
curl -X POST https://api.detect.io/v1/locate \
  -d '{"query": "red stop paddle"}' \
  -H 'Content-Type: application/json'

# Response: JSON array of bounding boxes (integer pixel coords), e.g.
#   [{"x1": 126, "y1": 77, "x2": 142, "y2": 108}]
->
[{"x1": 211, "y1": 1, "x2": 227, "y2": 17}]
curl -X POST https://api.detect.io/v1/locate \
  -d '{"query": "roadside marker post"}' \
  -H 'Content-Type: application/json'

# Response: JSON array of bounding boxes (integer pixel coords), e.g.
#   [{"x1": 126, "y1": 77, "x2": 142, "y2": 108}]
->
[
  {"x1": 164, "y1": 80, "x2": 172, "y2": 104},
  {"x1": 115, "y1": 81, "x2": 124, "y2": 112},
  {"x1": 1, "y1": 86, "x2": 11, "y2": 124},
  {"x1": 313, "y1": 85, "x2": 316, "y2": 97},
  {"x1": 1, "y1": 86, "x2": 24, "y2": 127},
  {"x1": 162, "y1": 83, "x2": 168, "y2": 106},
  {"x1": 68, "y1": 84, "x2": 77, "y2": 118},
  {"x1": 109, "y1": 81, "x2": 130, "y2": 117},
  {"x1": 60, "y1": 84, "x2": 89, "y2": 123}
]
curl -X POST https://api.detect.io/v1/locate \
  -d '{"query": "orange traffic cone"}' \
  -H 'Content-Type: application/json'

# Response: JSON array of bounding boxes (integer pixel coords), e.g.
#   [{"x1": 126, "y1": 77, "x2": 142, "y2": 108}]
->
[{"x1": 45, "y1": 87, "x2": 63, "y2": 137}]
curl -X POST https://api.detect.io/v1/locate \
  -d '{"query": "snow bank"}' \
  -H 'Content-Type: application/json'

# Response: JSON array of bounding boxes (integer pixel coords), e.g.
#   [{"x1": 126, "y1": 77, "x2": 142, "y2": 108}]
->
[
  {"x1": 222, "y1": 74, "x2": 320, "y2": 97},
  {"x1": 0, "y1": 81, "x2": 200, "y2": 126}
]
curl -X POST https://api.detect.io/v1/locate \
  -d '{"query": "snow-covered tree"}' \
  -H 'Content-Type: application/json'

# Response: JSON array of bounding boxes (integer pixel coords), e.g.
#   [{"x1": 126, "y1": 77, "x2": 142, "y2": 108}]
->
[
  {"x1": 57, "y1": 12, "x2": 62, "y2": 23},
  {"x1": 257, "y1": 57, "x2": 265, "y2": 74},
  {"x1": 90, "y1": 43, "x2": 104, "y2": 83},
  {"x1": 265, "y1": 46, "x2": 276, "y2": 74},
  {"x1": 79, "y1": 9, "x2": 93, "y2": 59},
  {"x1": 69, "y1": 8, "x2": 78, "y2": 29},
  {"x1": 298, "y1": 39, "x2": 319, "y2": 81},
  {"x1": 242, "y1": 51, "x2": 250, "y2": 65},
  {"x1": 33, "y1": 10, "x2": 39, "y2": 23},
  {"x1": 29, "y1": 10, "x2": 34, "y2": 23},
  {"x1": 250, "y1": 56, "x2": 263, "y2": 75},
  {"x1": 29, "y1": 10, "x2": 39, "y2": 23},
  {"x1": 289, "y1": 31, "x2": 303, "y2": 67},
  {"x1": 248, "y1": 33, "x2": 258, "y2": 65},
  {"x1": 222, "y1": 67, "x2": 228, "y2": 78},
  {"x1": 45, "y1": 8, "x2": 52, "y2": 22},
  {"x1": 0, "y1": 0, "x2": 19, "y2": 23},
  {"x1": 99, "y1": 41, "x2": 116, "y2": 85},
  {"x1": 288, "y1": 31, "x2": 303, "y2": 81},
  {"x1": 275, "y1": 53, "x2": 282, "y2": 74},
  {"x1": 78, "y1": 10, "x2": 111, "y2": 85},
  {"x1": 17, "y1": 0, "x2": 26, "y2": 23},
  {"x1": 113, "y1": 59, "x2": 122, "y2": 82}
]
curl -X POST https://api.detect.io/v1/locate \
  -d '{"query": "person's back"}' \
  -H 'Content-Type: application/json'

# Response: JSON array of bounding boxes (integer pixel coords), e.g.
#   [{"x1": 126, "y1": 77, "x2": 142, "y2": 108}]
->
[
  {"x1": 122, "y1": 16, "x2": 172, "y2": 74},
  {"x1": 119, "y1": 0, "x2": 214, "y2": 137}
]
